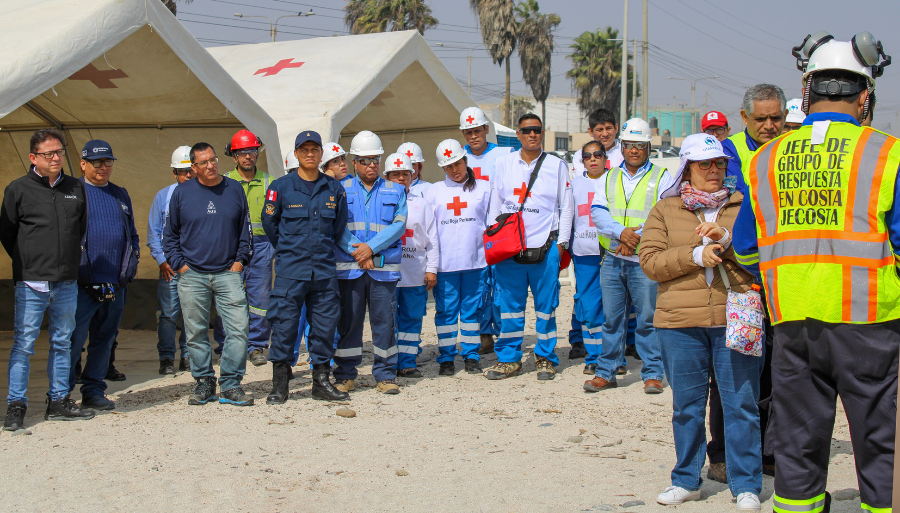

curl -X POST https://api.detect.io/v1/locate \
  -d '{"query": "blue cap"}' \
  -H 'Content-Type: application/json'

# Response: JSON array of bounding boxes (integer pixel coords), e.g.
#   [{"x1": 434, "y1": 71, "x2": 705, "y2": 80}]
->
[
  {"x1": 295, "y1": 130, "x2": 322, "y2": 149},
  {"x1": 81, "y1": 140, "x2": 116, "y2": 160}
]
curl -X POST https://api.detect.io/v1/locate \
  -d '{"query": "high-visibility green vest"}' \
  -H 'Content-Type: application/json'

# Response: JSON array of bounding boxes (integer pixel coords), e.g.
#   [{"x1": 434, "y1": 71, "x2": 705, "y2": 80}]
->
[
  {"x1": 228, "y1": 169, "x2": 271, "y2": 236},
  {"x1": 727, "y1": 131, "x2": 755, "y2": 186},
  {"x1": 597, "y1": 163, "x2": 667, "y2": 252},
  {"x1": 746, "y1": 123, "x2": 900, "y2": 324}
]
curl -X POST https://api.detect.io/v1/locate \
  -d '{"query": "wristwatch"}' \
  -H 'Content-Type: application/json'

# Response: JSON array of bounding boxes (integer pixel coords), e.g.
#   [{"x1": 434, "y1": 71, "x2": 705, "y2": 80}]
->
[{"x1": 559, "y1": 241, "x2": 569, "y2": 250}]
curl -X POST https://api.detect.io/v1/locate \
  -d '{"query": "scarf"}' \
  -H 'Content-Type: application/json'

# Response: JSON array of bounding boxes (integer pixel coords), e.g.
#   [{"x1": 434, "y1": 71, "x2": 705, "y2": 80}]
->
[{"x1": 679, "y1": 175, "x2": 736, "y2": 211}]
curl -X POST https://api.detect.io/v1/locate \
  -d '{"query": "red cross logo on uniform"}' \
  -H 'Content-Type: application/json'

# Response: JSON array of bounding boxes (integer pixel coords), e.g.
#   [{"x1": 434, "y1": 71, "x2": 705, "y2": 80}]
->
[
  {"x1": 466, "y1": 115, "x2": 475, "y2": 125},
  {"x1": 513, "y1": 182, "x2": 532, "y2": 204},
  {"x1": 447, "y1": 196, "x2": 468, "y2": 216},
  {"x1": 578, "y1": 192, "x2": 595, "y2": 227},
  {"x1": 394, "y1": 158, "x2": 404, "y2": 168},
  {"x1": 473, "y1": 167, "x2": 488, "y2": 181},
  {"x1": 332, "y1": 145, "x2": 340, "y2": 153},
  {"x1": 443, "y1": 148, "x2": 453, "y2": 158},
  {"x1": 254, "y1": 58, "x2": 304, "y2": 77},
  {"x1": 401, "y1": 228, "x2": 414, "y2": 246},
  {"x1": 68, "y1": 63, "x2": 129, "y2": 89},
  {"x1": 405, "y1": 150, "x2": 414, "y2": 158}
]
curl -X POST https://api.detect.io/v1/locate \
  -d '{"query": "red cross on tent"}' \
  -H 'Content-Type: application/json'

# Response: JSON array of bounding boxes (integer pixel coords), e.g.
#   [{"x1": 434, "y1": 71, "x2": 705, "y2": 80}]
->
[
  {"x1": 513, "y1": 182, "x2": 532, "y2": 204},
  {"x1": 255, "y1": 58, "x2": 304, "y2": 77},
  {"x1": 473, "y1": 167, "x2": 488, "y2": 181},
  {"x1": 466, "y1": 115, "x2": 475, "y2": 124},
  {"x1": 68, "y1": 63, "x2": 129, "y2": 89},
  {"x1": 578, "y1": 192, "x2": 595, "y2": 227},
  {"x1": 394, "y1": 158, "x2": 404, "y2": 168},
  {"x1": 446, "y1": 196, "x2": 468, "y2": 216},
  {"x1": 401, "y1": 228, "x2": 414, "y2": 246},
  {"x1": 332, "y1": 145, "x2": 340, "y2": 153},
  {"x1": 405, "y1": 150, "x2": 414, "y2": 158},
  {"x1": 443, "y1": 148, "x2": 453, "y2": 158}
]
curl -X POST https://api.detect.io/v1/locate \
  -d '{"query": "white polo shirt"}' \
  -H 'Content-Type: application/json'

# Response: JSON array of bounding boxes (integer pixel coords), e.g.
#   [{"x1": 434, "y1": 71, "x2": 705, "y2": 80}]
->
[
  {"x1": 569, "y1": 170, "x2": 605, "y2": 257},
  {"x1": 465, "y1": 143, "x2": 515, "y2": 184}
]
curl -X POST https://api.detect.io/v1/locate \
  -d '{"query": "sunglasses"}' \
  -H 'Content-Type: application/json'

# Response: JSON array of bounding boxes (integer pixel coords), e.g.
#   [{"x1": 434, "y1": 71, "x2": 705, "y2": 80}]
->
[
  {"x1": 622, "y1": 141, "x2": 648, "y2": 150},
  {"x1": 696, "y1": 158, "x2": 729, "y2": 170},
  {"x1": 519, "y1": 127, "x2": 543, "y2": 135},
  {"x1": 581, "y1": 150, "x2": 607, "y2": 161},
  {"x1": 356, "y1": 157, "x2": 381, "y2": 166}
]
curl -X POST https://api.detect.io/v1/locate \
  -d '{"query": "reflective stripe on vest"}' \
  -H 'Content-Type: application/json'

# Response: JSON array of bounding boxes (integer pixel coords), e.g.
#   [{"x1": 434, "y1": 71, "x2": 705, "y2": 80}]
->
[
  {"x1": 597, "y1": 164, "x2": 666, "y2": 251},
  {"x1": 336, "y1": 261, "x2": 402, "y2": 272},
  {"x1": 772, "y1": 493, "x2": 826, "y2": 513},
  {"x1": 335, "y1": 177, "x2": 403, "y2": 280},
  {"x1": 748, "y1": 124, "x2": 900, "y2": 324},
  {"x1": 727, "y1": 131, "x2": 754, "y2": 185}
]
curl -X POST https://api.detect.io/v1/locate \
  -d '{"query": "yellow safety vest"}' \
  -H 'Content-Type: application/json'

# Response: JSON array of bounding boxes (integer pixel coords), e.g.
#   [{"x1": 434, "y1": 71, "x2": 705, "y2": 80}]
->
[
  {"x1": 727, "y1": 131, "x2": 755, "y2": 186},
  {"x1": 597, "y1": 163, "x2": 667, "y2": 252},
  {"x1": 228, "y1": 169, "x2": 271, "y2": 237},
  {"x1": 746, "y1": 123, "x2": 900, "y2": 324}
]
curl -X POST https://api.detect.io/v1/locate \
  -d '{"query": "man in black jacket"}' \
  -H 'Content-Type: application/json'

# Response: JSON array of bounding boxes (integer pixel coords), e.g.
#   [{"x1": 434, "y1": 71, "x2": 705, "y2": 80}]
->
[{"x1": 0, "y1": 128, "x2": 96, "y2": 431}]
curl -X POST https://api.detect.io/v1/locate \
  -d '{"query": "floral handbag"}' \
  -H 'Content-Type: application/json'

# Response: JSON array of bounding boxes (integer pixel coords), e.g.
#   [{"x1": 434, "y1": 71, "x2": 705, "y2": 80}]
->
[{"x1": 717, "y1": 264, "x2": 765, "y2": 357}]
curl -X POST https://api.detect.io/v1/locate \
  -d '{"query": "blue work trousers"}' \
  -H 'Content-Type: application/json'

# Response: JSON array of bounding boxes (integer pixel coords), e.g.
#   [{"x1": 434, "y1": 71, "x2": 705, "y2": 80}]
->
[
  {"x1": 566, "y1": 255, "x2": 605, "y2": 364},
  {"x1": 396, "y1": 285, "x2": 428, "y2": 370},
  {"x1": 156, "y1": 274, "x2": 187, "y2": 360},
  {"x1": 595, "y1": 254, "x2": 663, "y2": 382},
  {"x1": 493, "y1": 244, "x2": 561, "y2": 365},
  {"x1": 334, "y1": 274, "x2": 398, "y2": 382},
  {"x1": 434, "y1": 269, "x2": 485, "y2": 363},
  {"x1": 268, "y1": 275, "x2": 340, "y2": 365},
  {"x1": 215, "y1": 235, "x2": 273, "y2": 352},
  {"x1": 69, "y1": 287, "x2": 127, "y2": 398},
  {"x1": 659, "y1": 327, "x2": 763, "y2": 497},
  {"x1": 479, "y1": 265, "x2": 500, "y2": 336},
  {"x1": 8, "y1": 280, "x2": 78, "y2": 404}
]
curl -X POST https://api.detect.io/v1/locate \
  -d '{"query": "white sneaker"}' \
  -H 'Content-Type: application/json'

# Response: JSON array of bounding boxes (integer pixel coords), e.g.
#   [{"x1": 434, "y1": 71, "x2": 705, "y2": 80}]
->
[
  {"x1": 735, "y1": 492, "x2": 761, "y2": 511},
  {"x1": 657, "y1": 486, "x2": 702, "y2": 505}
]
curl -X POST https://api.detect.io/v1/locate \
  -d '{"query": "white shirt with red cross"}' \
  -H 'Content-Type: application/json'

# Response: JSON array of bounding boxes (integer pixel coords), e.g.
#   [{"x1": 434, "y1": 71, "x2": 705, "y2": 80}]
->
[
  {"x1": 465, "y1": 144, "x2": 514, "y2": 184},
  {"x1": 571, "y1": 139, "x2": 624, "y2": 175},
  {"x1": 399, "y1": 194, "x2": 439, "y2": 287},
  {"x1": 488, "y1": 150, "x2": 574, "y2": 249},
  {"x1": 569, "y1": 170, "x2": 604, "y2": 256},
  {"x1": 424, "y1": 177, "x2": 491, "y2": 273}
]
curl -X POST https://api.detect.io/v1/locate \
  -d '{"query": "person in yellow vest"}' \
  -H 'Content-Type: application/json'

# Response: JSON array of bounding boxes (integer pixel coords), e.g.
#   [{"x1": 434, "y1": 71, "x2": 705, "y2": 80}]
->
[
  {"x1": 213, "y1": 130, "x2": 271, "y2": 367},
  {"x1": 721, "y1": 84, "x2": 788, "y2": 195},
  {"x1": 585, "y1": 118, "x2": 676, "y2": 394},
  {"x1": 734, "y1": 31, "x2": 896, "y2": 513}
]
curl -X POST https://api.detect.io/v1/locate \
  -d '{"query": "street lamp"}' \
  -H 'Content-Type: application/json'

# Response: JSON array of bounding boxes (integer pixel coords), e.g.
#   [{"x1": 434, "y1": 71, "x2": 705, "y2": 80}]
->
[
  {"x1": 668, "y1": 75, "x2": 717, "y2": 133},
  {"x1": 234, "y1": 9, "x2": 314, "y2": 42}
]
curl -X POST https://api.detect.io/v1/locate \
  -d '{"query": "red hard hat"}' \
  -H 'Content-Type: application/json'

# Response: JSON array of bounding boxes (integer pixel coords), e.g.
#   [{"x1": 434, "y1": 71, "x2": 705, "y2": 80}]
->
[{"x1": 230, "y1": 129, "x2": 261, "y2": 151}]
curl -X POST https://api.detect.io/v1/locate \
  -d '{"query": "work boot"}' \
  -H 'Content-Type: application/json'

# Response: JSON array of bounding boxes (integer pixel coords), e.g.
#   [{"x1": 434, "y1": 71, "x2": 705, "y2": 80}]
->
[
  {"x1": 334, "y1": 379, "x2": 355, "y2": 393},
  {"x1": 484, "y1": 361, "x2": 522, "y2": 380},
  {"x1": 643, "y1": 379, "x2": 664, "y2": 394},
  {"x1": 707, "y1": 462, "x2": 727, "y2": 484},
  {"x1": 219, "y1": 386, "x2": 254, "y2": 406},
  {"x1": 568, "y1": 342, "x2": 587, "y2": 359},
  {"x1": 397, "y1": 367, "x2": 423, "y2": 378},
  {"x1": 311, "y1": 364, "x2": 350, "y2": 401},
  {"x1": 3, "y1": 401, "x2": 27, "y2": 431},
  {"x1": 478, "y1": 334, "x2": 495, "y2": 355},
  {"x1": 188, "y1": 377, "x2": 218, "y2": 405},
  {"x1": 105, "y1": 364, "x2": 126, "y2": 382},
  {"x1": 159, "y1": 358, "x2": 175, "y2": 375},
  {"x1": 179, "y1": 357, "x2": 189, "y2": 372},
  {"x1": 266, "y1": 362, "x2": 290, "y2": 404},
  {"x1": 464, "y1": 359, "x2": 481, "y2": 374},
  {"x1": 249, "y1": 349, "x2": 267, "y2": 367},
  {"x1": 535, "y1": 357, "x2": 556, "y2": 381},
  {"x1": 439, "y1": 361, "x2": 455, "y2": 376},
  {"x1": 583, "y1": 363, "x2": 597, "y2": 375},
  {"x1": 376, "y1": 380, "x2": 400, "y2": 395},
  {"x1": 583, "y1": 376, "x2": 617, "y2": 392},
  {"x1": 45, "y1": 394, "x2": 95, "y2": 421},
  {"x1": 81, "y1": 395, "x2": 115, "y2": 411}
]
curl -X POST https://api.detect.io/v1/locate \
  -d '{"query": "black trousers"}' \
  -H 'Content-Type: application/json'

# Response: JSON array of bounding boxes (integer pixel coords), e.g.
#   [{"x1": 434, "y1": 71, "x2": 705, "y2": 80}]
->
[{"x1": 770, "y1": 318, "x2": 899, "y2": 511}]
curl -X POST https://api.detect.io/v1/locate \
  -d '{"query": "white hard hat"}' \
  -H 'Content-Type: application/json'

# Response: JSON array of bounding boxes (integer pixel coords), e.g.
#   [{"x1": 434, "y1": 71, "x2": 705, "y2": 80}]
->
[
  {"x1": 284, "y1": 149, "x2": 299, "y2": 171},
  {"x1": 319, "y1": 142, "x2": 347, "y2": 171},
  {"x1": 620, "y1": 118, "x2": 652, "y2": 143},
  {"x1": 171, "y1": 146, "x2": 192, "y2": 169},
  {"x1": 436, "y1": 139, "x2": 466, "y2": 167},
  {"x1": 802, "y1": 40, "x2": 876, "y2": 88},
  {"x1": 383, "y1": 153, "x2": 413, "y2": 177},
  {"x1": 397, "y1": 142, "x2": 424, "y2": 164},
  {"x1": 459, "y1": 107, "x2": 490, "y2": 130},
  {"x1": 348, "y1": 130, "x2": 384, "y2": 156},
  {"x1": 785, "y1": 98, "x2": 806, "y2": 124}
]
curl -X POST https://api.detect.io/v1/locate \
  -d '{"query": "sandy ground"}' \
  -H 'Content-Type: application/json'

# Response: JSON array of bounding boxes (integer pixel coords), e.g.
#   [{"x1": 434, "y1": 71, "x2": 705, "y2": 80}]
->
[{"x1": 0, "y1": 284, "x2": 864, "y2": 512}]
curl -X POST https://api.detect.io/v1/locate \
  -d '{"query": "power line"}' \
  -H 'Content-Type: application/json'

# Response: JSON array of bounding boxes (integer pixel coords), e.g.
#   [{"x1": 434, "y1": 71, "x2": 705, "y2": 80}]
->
[
  {"x1": 670, "y1": 0, "x2": 787, "y2": 54},
  {"x1": 697, "y1": 0, "x2": 795, "y2": 44}
]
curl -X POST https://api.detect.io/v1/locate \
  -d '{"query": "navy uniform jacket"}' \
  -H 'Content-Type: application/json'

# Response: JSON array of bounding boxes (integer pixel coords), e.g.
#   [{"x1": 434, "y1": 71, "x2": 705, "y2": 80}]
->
[{"x1": 261, "y1": 171, "x2": 348, "y2": 281}]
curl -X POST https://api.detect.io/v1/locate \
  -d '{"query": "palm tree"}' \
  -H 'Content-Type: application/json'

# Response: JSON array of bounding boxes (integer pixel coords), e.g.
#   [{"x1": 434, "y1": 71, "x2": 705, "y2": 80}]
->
[
  {"x1": 160, "y1": 0, "x2": 190, "y2": 15},
  {"x1": 515, "y1": 0, "x2": 559, "y2": 125},
  {"x1": 345, "y1": 0, "x2": 438, "y2": 36},
  {"x1": 511, "y1": 96, "x2": 535, "y2": 125},
  {"x1": 470, "y1": 0, "x2": 517, "y2": 126},
  {"x1": 567, "y1": 26, "x2": 639, "y2": 120}
]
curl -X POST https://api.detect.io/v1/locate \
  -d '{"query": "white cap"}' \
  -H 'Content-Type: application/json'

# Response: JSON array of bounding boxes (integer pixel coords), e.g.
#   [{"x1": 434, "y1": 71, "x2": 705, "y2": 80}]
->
[
  {"x1": 804, "y1": 40, "x2": 875, "y2": 87},
  {"x1": 383, "y1": 153, "x2": 413, "y2": 176},
  {"x1": 620, "y1": 118, "x2": 652, "y2": 142},
  {"x1": 348, "y1": 130, "x2": 384, "y2": 156},
  {"x1": 171, "y1": 146, "x2": 192, "y2": 169},
  {"x1": 459, "y1": 107, "x2": 490, "y2": 130},
  {"x1": 672, "y1": 133, "x2": 733, "y2": 185},
  {"x1": 786, "y1": 98, "x2": 806, "y2": 124},
  {"x1": 397, "y1": 142, "x2": 424, "y2": 164},
  {"x1": 436, "y1": 139, "x2": 466, "y2": 167},
  {"x1": 319, "y1": 142, "x2": 347, "y2": 171},
  {"x1": 284, "y1": 149, "x2": 299, "y2": 171}
]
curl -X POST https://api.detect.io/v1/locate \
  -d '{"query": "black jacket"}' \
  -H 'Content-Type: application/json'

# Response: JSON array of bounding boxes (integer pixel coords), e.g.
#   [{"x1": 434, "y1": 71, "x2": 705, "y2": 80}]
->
[{"x1": 0, "y1": 170, "x2": 87, "y2": 282}]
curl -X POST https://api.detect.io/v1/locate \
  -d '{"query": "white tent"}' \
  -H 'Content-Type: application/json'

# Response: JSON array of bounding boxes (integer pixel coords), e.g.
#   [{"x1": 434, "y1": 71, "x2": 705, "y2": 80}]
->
[
  {"x1": 208, "y1": 31, "x2": 491, "y2": 183},
  {"x1": 0, "y1": 0, "x2": 282, "y2": 328}
]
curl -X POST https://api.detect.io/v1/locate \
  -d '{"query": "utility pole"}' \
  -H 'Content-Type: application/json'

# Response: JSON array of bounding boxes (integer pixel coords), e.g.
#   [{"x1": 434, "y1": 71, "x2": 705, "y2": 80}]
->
[
  {"x1": 620, "y1": 0, "x2": 628, "y2": 126},
  {"x1": 679, "y1": 102, "x2": 688, "y2": 137},
  {"x1": 642, "y1": 0, "x2": 648, "y2": 121},
  {"x1": 234, "y1": 10, "x2": 314, "y2": 42},
  {"x1": 704, "y1": 91, "x2": 708, "y2": 123},
  {"x1": 632, "y1": 38, "x2": 638, "y2": 114},
  {"x1": 668, "y1": 76, "x2": 717, "y2": 134}
]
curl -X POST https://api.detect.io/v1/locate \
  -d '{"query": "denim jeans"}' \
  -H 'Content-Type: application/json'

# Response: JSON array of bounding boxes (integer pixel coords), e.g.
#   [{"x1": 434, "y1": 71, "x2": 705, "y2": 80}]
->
[
  {"x1": 177, "y1": 268, "x2": 249, "y2": 391},
  {"x1": 68, "y1": 287, "x2": 127, "y2": 398},
  {"x1": 596, "y1": 254, "x2": 663, "y2": 382},
  {"x1": 659, "y1": 327, "x2": 763, "y2": 496},
  {"x1": 157, "y1": 274, "x2": 187, "y2": 361},
  {"x1": 8, "y1": 280, "x2": 78, "y2": 404}
]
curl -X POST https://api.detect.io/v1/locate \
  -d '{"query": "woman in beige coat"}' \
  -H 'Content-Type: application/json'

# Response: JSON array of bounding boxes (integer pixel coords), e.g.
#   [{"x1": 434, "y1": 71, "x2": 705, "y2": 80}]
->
[{"x1": 639, "y1": 134, "x2": 762, "y2": 511}]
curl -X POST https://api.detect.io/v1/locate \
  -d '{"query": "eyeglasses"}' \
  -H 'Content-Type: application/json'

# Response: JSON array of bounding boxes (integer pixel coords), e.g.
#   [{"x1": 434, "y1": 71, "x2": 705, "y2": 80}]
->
[
  {"x1": 33, "y1": 149, "x2": 66, "y2": 159},
  {"x1": 193, "y1": 157, "x2": 219, "y2": 168},
  {"x1": 704, "y1": 127, "x2": 728, "y2": 136},
  {"x1": 356, "y1": 157, "x2": 380, "y2": 166},
  {"x1": 519, "y1": 127, "x2": 543, "y2": 135},
  {"x1": 622, "y1": 141, "x2": 649, "y2": 150},
  {"x1": 234, "y1": 149, "x2": 258, "y2": 157},
  {"x1": 86, "y1": 159, "x2": 114, "y2": 169},
  {"x1": 582, "y1": 150, "x2": 607, "y2": 161},
  {"x1": 696, "y1": 158, "x2": 729, "y2": 170}
]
